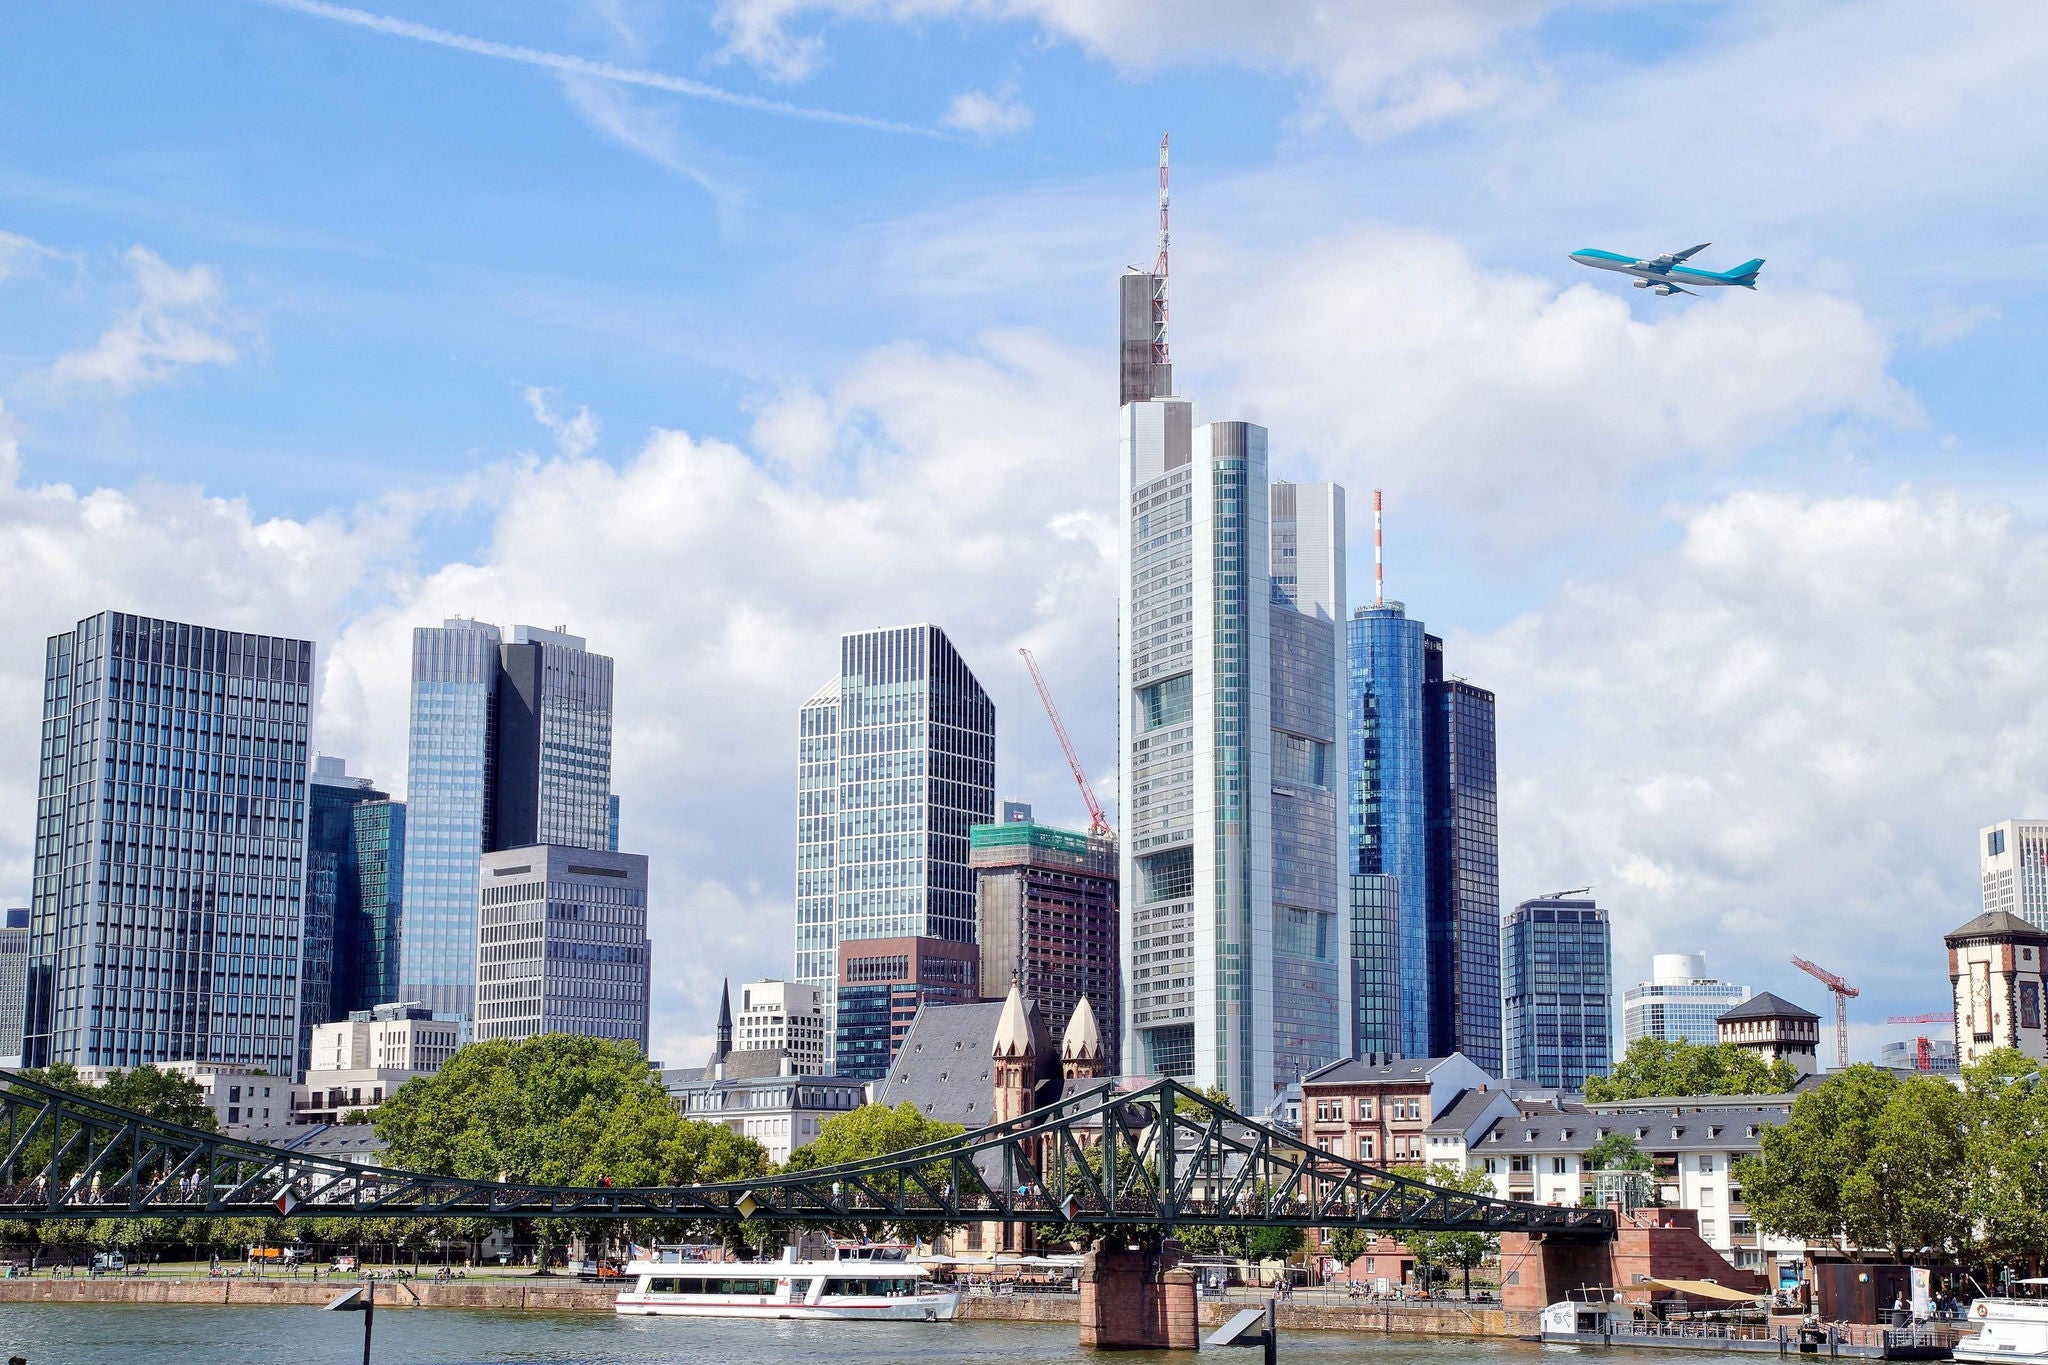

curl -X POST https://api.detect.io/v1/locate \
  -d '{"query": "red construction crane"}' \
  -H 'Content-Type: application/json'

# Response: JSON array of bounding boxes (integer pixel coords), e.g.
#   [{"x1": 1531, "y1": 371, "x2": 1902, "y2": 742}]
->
[
  {"x1": 1018, "y1": 647, "x2": 1112, "y2": 839},
  {"x1": 1886, "y1": 1013, "x2": 1956, "y2": 1072},
  {"x1": 1791, "y1": 957, "x2": 1859, "y2": 1071}
]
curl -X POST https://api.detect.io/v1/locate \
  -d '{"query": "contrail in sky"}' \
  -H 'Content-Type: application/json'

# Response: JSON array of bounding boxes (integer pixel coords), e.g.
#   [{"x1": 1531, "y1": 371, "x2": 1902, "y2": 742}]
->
[{"x1": 252, "y1": 0, "x2": 942, "y2": 138}]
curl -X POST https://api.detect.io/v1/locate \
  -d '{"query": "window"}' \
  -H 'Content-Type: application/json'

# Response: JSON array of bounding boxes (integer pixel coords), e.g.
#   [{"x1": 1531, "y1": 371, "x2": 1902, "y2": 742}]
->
[
  {"x1": 1315, "y1": 1099, "x2": 1343, "y2": 1122},
  {"x1": 1550, "y1": 1158, "x2": 1568, "y2": 1175},
  {"x1": 1509, "y1": 1155, "x2": 1532, "y2": 1173},
  {"x1": 2022, "y1": 980, "x2": 2042, "y2": 1032},
  {"x1": 1136, "y1": 675, "x2": 1192, "y2": 731},
  {"x1": 1989, "y1": 829, "x2": 2006, "y2": 857},
  {"x1": 1700, "y1": 1188, "x2": 1716, "y2": 1206},
  {"x1": 1359, "y1": 1134, "x2": 1376, "y2": 1161},
  {"x1": 1697, "y1": 1155, "x2": 1714, "y2": 1173},
  {"x1": 1139, "y1": 848, "x2": 1194, "y2": 903},
  {"x1": 1484, "y1": 1158, "x2": 1502, "y2": 1174}
]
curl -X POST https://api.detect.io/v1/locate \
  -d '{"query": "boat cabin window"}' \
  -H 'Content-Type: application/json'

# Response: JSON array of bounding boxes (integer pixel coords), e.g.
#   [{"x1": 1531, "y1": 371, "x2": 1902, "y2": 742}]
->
[
  {"x1": 789, "y1": 1279, "x2": 814, "y2": 1298},
  {"x1": 825, "y1": 1277, "x2": 917, "y2": 1297}
]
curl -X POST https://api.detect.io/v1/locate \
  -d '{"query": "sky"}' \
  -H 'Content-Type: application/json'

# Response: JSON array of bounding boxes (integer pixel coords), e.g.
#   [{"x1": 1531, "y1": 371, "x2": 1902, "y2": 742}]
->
[{"x1": 3, "y1": 0, "x2": 2047, "y2": 1072}]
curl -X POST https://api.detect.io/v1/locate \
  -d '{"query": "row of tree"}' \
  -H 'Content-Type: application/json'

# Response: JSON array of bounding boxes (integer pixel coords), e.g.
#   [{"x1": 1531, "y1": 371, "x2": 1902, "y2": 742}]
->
[{"x1": 1737, "y1": 1048, "x2": 2048, "y2": 1266}]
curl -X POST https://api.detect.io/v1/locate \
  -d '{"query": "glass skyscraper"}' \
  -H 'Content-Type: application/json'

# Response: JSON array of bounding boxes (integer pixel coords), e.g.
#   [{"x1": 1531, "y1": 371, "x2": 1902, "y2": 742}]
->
[
  {"x1": 1623, "y1": 953, "x2": 1750, "y2": 1045},
  {"x1": 1117, "y1": 268, "x2": 1349, "y2": 1108},
  {"x1": 0, "y1": 909, "x2": 29, "y2": 1064},
  {"x1": 305, "y1": 756, "x2": 405, "y2": 1055},
  {"x1": 399, "y1": 620, "x2": 612, "y2": 1017},
  {"x1": 1502, "y1": 893, "x2": 1611, "y2": 1089},
  {"x1": 24, "y1": 612, "x2": 312, "y2": 1077},
  {"x1": 792, "y1": 625, "x2": 995, "y2": 1035},
  {"x1": 1426, "y1": 649, "x2": 1502, "y2": 1074},
  {"x1": 1346, "y1": 603, "x2": 1429, "y2": 1058}
]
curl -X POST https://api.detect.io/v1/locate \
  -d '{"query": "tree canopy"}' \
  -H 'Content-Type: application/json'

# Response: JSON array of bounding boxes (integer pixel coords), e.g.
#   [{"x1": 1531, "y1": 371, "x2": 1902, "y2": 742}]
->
[
  {"x1": 1584, "y1": 1037, "x2": 1800, "y2": 1102},
  {"x1": 782, "y1": 1102, "x2": 963, "y2": 1171},
  {"x1": 1737, "y1": 1061, "x2": 1980, "y2": 1261},
  {"x1": 373, "y1": 1033, "x2": 768, "y2": 1263},
  {"x1": 1391, "y1": 1162, "x2": 1500, "y2": 1293}
]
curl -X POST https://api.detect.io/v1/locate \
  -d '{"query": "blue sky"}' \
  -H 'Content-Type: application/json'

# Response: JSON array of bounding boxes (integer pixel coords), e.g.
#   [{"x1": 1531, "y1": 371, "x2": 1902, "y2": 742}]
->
[{"x1": 3, "y1": 0, "x2": 2046, "y2": 1067}]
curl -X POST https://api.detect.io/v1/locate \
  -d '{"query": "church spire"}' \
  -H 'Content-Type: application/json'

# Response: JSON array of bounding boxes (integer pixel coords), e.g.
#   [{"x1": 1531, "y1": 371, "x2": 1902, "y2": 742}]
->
[{"x1": 714, "y1": 978, "x2": 733, "y2": 1064}]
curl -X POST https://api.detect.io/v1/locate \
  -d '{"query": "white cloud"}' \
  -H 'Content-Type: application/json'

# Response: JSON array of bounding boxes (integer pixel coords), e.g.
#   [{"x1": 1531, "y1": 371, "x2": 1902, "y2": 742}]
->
[
  {"x1": 941, "y1": 85, "x2": 1032, "y2": 138},
  {"x1": 1177, "y1": 225, "x2": 1917, "y2": 540},
  {"x1": 43, "y1": 246, "x2": 246, "y2": 396},
  {"x1": 1468, "y1": 486, "x2": 2048, "y2": 1022},
  {"x1": 713, "y1": 0, "x2": 1558, "y2": 131},
  {"x1": 0, "y1": 230, "x2": 58, "y2": 283},
  {"x1": 558, "y1": 75, "x2": 733, "y2": 203},
  {"x1": 522, "y1": 384, "x2": 603, "y2": 460}
]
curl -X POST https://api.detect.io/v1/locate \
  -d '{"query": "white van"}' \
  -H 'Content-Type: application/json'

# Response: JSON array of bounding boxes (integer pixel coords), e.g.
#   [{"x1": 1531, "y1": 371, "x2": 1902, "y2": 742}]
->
[{"x1": 91, "y1": 1252, "x2": 126, "y2": 1274}]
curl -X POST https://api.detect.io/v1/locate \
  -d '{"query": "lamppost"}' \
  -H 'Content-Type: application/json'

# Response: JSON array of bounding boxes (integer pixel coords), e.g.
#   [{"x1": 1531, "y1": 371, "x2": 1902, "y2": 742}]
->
[{"x1": 323, "y1": 1279, "x2": 375, "y2": 1364}]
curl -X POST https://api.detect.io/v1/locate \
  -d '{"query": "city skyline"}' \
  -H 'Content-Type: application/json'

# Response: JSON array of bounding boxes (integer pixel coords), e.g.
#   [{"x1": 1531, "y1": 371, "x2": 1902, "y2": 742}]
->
[{"x1": 2, "y1": 4, "x2": 2043, "y2": 1070}]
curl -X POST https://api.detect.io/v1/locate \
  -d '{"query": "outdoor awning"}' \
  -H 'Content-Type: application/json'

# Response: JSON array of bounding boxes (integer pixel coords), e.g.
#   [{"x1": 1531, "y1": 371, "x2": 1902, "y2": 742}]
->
[{"x1": 1637, "y1": 1278, "x2": 1768, "y2": 1304}]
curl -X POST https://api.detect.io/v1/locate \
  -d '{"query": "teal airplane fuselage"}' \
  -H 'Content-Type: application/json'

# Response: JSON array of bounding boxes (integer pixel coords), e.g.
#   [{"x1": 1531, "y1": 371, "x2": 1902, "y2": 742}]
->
[{"x1": 1570, "y1": 245, "x2": 1763, "y2": 296}]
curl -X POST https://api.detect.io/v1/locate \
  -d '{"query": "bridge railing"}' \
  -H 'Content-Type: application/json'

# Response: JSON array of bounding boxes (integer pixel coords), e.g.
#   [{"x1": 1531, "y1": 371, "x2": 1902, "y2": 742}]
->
[{"x1": 0, "y1": 1068, "x2": 1614, "y2": 1236}]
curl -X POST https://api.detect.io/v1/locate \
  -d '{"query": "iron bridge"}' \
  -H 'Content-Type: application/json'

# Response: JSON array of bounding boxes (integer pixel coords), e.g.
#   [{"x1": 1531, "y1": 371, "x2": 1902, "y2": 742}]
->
[{"x1": 0, "y1": 1069, "x2": 1614, "y2": 1237}]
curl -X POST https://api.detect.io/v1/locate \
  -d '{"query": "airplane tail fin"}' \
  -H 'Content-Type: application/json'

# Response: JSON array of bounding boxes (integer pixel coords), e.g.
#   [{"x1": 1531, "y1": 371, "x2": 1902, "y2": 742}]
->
[{"x1": 1731, "y1": 258, "x2": 1764, "y2": 288}]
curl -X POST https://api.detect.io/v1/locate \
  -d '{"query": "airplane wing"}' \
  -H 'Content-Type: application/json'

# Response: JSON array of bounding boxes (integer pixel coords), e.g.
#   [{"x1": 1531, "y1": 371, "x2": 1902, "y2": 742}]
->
[{"x1": 1650, "y1": 242, "x2": 1712, "y2": 266}]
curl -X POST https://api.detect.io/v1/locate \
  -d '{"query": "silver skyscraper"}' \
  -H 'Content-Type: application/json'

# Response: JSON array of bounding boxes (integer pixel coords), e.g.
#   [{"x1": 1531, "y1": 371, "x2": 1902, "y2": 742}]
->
[{"x1": 1117, "y1": 269, "x2": 1347, "y2": 1107}]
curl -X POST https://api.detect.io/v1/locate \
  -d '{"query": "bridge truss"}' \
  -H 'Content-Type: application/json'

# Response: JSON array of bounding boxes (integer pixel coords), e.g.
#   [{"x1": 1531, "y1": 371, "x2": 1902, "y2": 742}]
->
[{"x1": 0, "y1": 1069, "x2": 1612, "y2": 1237}]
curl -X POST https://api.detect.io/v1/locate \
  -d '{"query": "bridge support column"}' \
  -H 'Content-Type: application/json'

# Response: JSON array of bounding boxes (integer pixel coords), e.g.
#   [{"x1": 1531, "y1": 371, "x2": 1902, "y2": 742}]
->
[
  {"x1": 1078, "y1": 1238, "x2": 1198, "y2": 1351},
  {"x1": 1498, "y1": 1231, "x2": 1615, "y2": 1313}
]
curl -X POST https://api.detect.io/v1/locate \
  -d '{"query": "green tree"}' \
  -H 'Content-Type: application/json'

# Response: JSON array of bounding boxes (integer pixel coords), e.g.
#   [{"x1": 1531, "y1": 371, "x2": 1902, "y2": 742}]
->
[
  {"x1": 1960, "y1": 1050, "x2": 2048, "y2": 1267},
  {"x1": 782, "y1": 1102, "x2": 965, "y2": 1247},
  {"x1": 373, "y1": 1034, "x2": 767, "y2": 1270},
  {"x1": 1584, "y1": 1133, "x2": 1650, "y2": 1172},
  {"x1": 1584, "y1": 1038, "x2": 1798, "y2": 1102},
  {"x1": 1737, "y1": 1064, "x2": 1968, "y2": 1260},
  {"x1": 96, "y1": 1066, "x2": 220, "y2": 1130},
  {"x1": 1393, "y1": 1163, "x2": 1500, "y2": 1298}
]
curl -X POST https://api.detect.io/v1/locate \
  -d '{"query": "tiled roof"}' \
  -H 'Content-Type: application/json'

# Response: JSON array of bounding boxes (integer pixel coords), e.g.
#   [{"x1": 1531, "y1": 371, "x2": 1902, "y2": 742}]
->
[
  {"x1": 1303, "y1": 1055, "x2": 1456, "y2": 1086},
  {"x1": 1473, "y1": 1102, "x2": 1787, "y2": 1154},
  {"x1": 1946, "y1": 909, "x2": 2048, "y2": 943},
  {"x1": 872, "y1": 999, "x2": 1059, "y2": 1128},
  {"x1": 1716, "y1": 991, "x2": 1819, "y2": 1023}
]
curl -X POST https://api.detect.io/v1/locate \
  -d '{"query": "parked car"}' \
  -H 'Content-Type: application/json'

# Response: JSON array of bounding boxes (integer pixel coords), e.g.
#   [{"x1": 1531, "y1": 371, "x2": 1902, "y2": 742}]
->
[{"x1": 90, "y1": 1252, "x2": 126, "y2": 1274}]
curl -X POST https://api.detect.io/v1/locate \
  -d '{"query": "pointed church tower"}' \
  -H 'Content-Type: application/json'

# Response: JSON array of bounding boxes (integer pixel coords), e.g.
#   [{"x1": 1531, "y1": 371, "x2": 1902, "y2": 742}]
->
[
  {"x1": 714, "y1": 979, "x2": 733, "y2": 1065},
  {"x1": 992, "y1": 979, "x2": 1037, "y2": 1125},
  {"x1": 1061, "y1": 995, "x2": 1106, "y2": 1083}
]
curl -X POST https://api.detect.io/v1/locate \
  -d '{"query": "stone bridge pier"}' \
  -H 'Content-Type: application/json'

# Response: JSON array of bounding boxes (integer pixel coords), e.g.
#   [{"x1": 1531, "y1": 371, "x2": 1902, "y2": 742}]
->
[{"x1": 1078, "y1": 1237, "x2": 1199, "y2": 1350}]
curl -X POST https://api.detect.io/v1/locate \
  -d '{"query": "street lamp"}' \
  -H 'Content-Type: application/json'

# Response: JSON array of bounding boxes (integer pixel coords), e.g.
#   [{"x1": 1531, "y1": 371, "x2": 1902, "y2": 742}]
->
[{"x1": 323, "y1": 1280, "x2": 375, "y2": 1365}]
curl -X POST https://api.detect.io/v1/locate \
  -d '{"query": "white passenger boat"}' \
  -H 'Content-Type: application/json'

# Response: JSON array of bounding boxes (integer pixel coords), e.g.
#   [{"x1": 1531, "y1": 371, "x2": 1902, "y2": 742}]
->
[
  {"x1": 614, "y1": 1246, "x2": 960, "y2": 1321},
  {"x1": 1957, "y1": 1285, "x2": 2048, "y2": 1364}
]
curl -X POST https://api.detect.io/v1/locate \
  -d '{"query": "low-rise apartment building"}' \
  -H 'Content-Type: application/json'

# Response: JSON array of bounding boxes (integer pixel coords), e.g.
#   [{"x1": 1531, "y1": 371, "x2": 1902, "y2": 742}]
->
[
  {"x1": 1301, "y1": 1053, "x2": 1502, "y2": 1165},
  {"x1": 291, "y1": 1003, "x2": 467, "y2": 1124},
  {"x1": 75, "y1": 1061, "x2": 287, "y2": 1131}
]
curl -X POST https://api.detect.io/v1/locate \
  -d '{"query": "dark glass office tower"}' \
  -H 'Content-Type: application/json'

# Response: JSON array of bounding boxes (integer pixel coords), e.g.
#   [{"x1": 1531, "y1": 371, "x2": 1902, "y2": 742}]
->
[
  {"x1": 1503, "y1": 893, "x2": 1611, "y2": 1089},
  {"x1": 304, "y1": 756, "x2": 406, "y2": 1069},
  {"x1": 24, "y1": 612, "x2": 311, "y2": 1076},
  {"x1": 1425, "y1": 637, "x2": 1501, "y2": 1075},
  {"x1": 399, "y1": 621, "x2": 612, "y2": 1018}
]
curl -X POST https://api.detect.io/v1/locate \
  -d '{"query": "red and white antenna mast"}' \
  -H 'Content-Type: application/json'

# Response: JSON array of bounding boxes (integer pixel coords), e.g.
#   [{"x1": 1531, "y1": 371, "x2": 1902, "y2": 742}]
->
[
  {"x1": 1152, "y1": 133, "x2": 1170, "y2": 370},
  {"x1": 1373, "y1": 488, "x2": 1385, "y2": 607}
]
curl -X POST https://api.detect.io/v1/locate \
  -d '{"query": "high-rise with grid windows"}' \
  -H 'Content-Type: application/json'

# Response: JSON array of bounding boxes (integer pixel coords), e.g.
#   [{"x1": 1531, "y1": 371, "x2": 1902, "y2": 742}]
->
[
  {"x1": 1502, "y1": 893, "x2": 1611, "y2": 1089},
  {"x1": 792, "y1": 625, "x2": 995, "y2": 1041},
  {"x1": 24, "y1": 612, "x2": 312, "y2": 1077},
  {"x1": 1117, "y1": 265, "x2": 1349, "y2": 1108},
  {"x1": 1980, "y1": 820, "x2": 2048, "y2": 932},
  {"x1": 399, "y1": 620, "x2": 613, "y2": 1018}
]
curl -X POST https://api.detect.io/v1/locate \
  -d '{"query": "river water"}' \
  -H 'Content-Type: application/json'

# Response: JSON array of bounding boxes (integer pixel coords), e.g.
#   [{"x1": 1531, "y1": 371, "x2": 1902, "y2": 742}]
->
[{"x1": 0, "y1": 1303, "x2": 1760, "y2": 1365}]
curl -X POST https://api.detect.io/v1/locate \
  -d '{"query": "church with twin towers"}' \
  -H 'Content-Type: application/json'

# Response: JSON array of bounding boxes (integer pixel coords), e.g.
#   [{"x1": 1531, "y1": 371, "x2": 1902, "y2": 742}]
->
[{"x1": 1116, "y1": 146, "x2": 1500, "y2": 1108}]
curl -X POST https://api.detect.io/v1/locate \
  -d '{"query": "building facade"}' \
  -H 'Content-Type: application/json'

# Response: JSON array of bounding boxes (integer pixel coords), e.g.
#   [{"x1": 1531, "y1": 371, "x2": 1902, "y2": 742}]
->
[
  {"x1": 1116, "y1": 263, "x2": 1350, "y2": 1108},
  {"x1": 792, "y1": 625, "x2": 995, "y2": 1033},
  {"x1": 0, "y1": 909, "x2": 29, "y2": 1064},
  {"x1": 1623, "y1": 953, "x2": 1751, "y2": 1046},
  {"x1": 292, "y1": 1002, "x2": 464, "y2": 1123},
  {"x1": 304, "y1": 756, "x2": 406, "y2": 1068},
  {"x1": 1879, "y1": 1037, "x2": 1961, "y2": 1074},
  {"x1": 1947, "y1": 909, "x2": 2048, "y2": 1064},
  {"x1": 1300, "y1": 1053, "x2": 1496, "y2": 1166},
  {"x1": 834, "y1": 935, "x2": 980, "y2": 1080},
  {"x1": 1346, "y1": 604, "x2": 1429, "y2": 1059},
  {"x1": 1715, "y1": 992, "x2": 1820, "y2": 1072},
  {"x1": 474, "y1": 845, "x2": 650, "y2": 1052},
  {"x1": 666, "y1": 1063, "x2": 868, "y2": 1164},
  {"x1": 1980, "y1": 820, "x2": 2048, "y2": 932},
  {"x1": 25, "y1": 612, "x2": 311, "y2": 1077},
  {"x1": 1501, "y1": 894, "x2": 1612, "y2": 1090},
  {"x1": 399, "y1": 621, "x2": 614, "y2": 1018},
  {"x1": 970, "y1": 816, "x2": 1122, "y2": 1076},
  {"x1": 734, "y1": 979, "x2": 829, "y2": 1075},
  {"x1": 1424, "y1": 641, "x2": 1502, "y2": 1076}
]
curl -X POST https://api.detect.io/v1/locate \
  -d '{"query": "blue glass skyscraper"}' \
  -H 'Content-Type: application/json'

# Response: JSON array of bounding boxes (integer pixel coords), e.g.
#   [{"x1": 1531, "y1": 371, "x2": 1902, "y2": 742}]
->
[
  {"x1": 1425, "y1": 639, "x2": 1502, "y2": 1076},
  {"x1": 399, "y1": 620, "x2": 613, "y2": 1018},
  {"x1": 304, "y1": 756, "x2": 405, "y2": 1065},
  {"x1": 1502, "y1": 893, "x2": 1610, "y2": 1088},
  {"x1": 1346, "y1": 603, "x2": 1429, "y2": 1059}
]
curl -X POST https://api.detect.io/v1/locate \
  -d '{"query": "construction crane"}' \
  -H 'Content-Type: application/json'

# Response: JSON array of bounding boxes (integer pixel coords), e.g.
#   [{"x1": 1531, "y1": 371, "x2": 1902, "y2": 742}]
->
[
  {"x1": 1018, "y1": 648, "x2": 1112, "y2": 838},
  {"x1": 1886, "y1": 1013, "x2": 1956, "y2": 1072},
  {"x1": 1791, "y1": 957, "x2": 1859, "y2": 1071}
]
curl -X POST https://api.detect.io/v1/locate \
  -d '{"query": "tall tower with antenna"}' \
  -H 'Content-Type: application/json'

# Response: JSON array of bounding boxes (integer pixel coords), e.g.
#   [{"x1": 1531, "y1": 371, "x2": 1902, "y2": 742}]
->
[
  {"x1": 1118, "y1": 135, "x2": 1175, "y2": 406},
  {"x1": 1117, "y1": 136, "x2": 1349, "y2": 1107}
]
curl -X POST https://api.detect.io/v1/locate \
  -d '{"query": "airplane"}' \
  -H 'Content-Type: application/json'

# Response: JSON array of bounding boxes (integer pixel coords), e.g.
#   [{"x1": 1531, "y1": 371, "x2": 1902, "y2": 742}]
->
[{"x1": 1568, "y1": 243, "x2": 1763, "y2": 296}]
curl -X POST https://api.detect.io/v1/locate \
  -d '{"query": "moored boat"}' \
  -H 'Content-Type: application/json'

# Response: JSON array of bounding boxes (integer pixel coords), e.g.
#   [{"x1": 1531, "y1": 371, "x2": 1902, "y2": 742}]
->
[
  {"x1": 1956, "y1": 1286, "x2": 2048, "y2": 1364},
  {"x1": 613, "y1": 1246, "x2": 959, "y2": 1321}
]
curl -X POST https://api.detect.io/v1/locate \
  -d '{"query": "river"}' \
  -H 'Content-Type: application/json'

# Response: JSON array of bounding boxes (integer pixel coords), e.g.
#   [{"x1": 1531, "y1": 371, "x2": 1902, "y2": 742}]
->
[{"x1": 0, "y1": 1303, "x2": 1768, "y2": 1365}]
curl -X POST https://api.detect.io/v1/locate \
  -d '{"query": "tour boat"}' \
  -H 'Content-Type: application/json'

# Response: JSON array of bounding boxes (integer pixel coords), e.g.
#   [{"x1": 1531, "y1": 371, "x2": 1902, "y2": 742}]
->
[
  {"x1": 613, "y1": 1246, "x2": 960, "y2": 1321},
  {"x1": 1957, "y1": 1286, "x2": 2048, "y2": 1364}
]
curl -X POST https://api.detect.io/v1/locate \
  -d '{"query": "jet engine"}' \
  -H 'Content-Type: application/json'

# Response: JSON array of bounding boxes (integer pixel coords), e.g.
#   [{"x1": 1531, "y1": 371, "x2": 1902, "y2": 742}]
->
[
  {"x1": 1652, "y1": 283, "x2": 1676, "y2": 295},
  {"x1": 1633, "y1": 279, "x2": 1652, "y2": 288}
]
